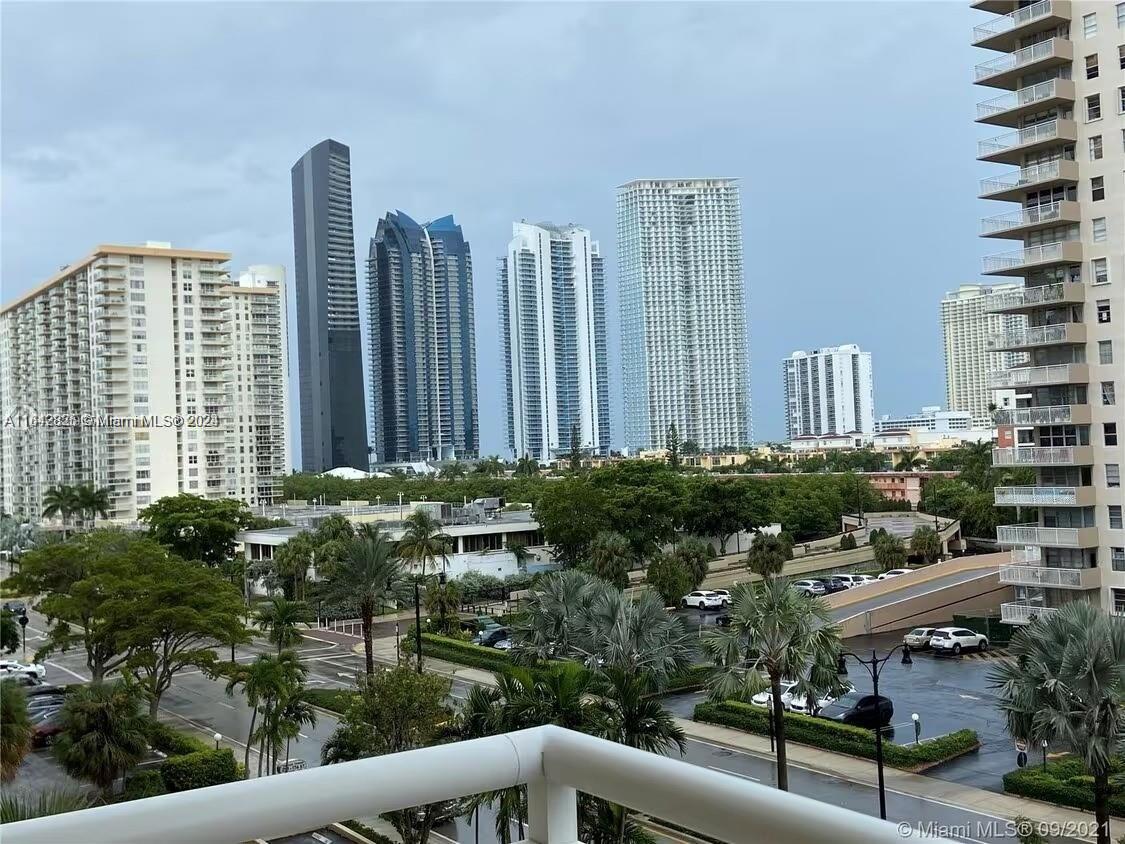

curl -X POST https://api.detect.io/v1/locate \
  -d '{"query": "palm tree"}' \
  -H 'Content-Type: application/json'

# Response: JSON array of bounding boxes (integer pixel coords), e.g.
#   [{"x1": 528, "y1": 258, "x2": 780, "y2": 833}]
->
[
  {"x1": 746, "y1": 532, "x2": 792, "y2": 579},
  {"x1": 894, "y1": 448, "x2": 925, "y2": 472},
  {"x1": 53, "y1": 681, "x2": 149, "y2": 798},
  {"x1": 0, "y1": 788, "x2": 95, "y2": 822},
  {"x1": 439, "y1": 461, "x2": 466, "y2": 480},
  {"x1": 586, "y1": 531, "x2": 633, "y2": 589},
  {"x1": 873, "y1": 534, "x2": 907, "y2": 572},
  {"x1": 225, "y1": 650, "x2": 307, "y2": 778},
  {"x1": 473, "y1": 456, "x2": 505, "y2": 478},
  {"x1": 423, "y1": 579, "x2": 462, "y2": 634},
  {"x1": 41, "y1": 485, "x2": 79, "y2": 537},
  {"x1": 909, "y1": 526, "x2": 942, "y2": 564},
  {"x1": 256, "y1": 596, "x2": 311, "y2": 654},
  {"x1": 702, "y1": 579, "x2": 847, "y2": 792},
  {"x1": 73, "y1": 484, "x2": 110, "y2": 530},
  {"x1": 272, "y1": 533, "x2": 314, "y2": 600},
  {"x1": 397, "y1": 510, "x2": 453, "y2": 578},
  {"x1": 277, "y1": 692, "x2": 317, "y2": 773},
  {"x1": 323, "y1": 528, "x2": 403, "y2": 674},
  {"x1": 1, "y1": 610, "x2": 19, "y2": 654},
  {"x1": 989, "y1": 603, "x2": 1125, "y2": 844},
  {"x1": 513, "y1": 455, "x2": 539, "y2": 478},
  {"x1": 507, "y1": 540, "x2": 533, "y2": 572},
  {"x1": 1, "y1": 681, "x2": 32, "y2": 781}
]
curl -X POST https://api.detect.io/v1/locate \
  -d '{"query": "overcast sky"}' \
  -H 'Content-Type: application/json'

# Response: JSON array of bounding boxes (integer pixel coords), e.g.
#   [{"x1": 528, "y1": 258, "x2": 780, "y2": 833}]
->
[{"x1": 1, "y1": 1, "x2": 994, "y2": 461}]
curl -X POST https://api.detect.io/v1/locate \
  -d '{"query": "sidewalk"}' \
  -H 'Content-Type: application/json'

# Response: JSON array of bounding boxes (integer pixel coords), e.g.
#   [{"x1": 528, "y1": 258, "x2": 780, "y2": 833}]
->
[{"x1": 679, "y1": 718, "x2": 1115, "y2": 842}]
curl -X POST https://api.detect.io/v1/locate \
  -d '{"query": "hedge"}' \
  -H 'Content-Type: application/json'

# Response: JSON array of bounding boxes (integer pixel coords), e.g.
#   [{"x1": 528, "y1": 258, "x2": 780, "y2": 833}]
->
[
  {"x1": 417, "y1": 633, "x2": 515, "y2": 673},
  {"x1": 694, "y1": 700, "x2": 979, "y2": 771},
  {"x1": 122, "y1": 769, "x2": 168, "y2": 801},
  {"x1": 302, "y1": 687, "x2": 359, "y2": 715},
  {"x1": 662, "y1": 665, "x2": 713, "y2": 694},
  {"x1": 146, "y1": 720, "x2": 211, "y2": 757},
  {"x1": 1004, "y1": 757, "x2": 1125, "y2": 817},
  {"x1": 340, "y1": 819, "x2": 398, "y2": 844},
  {"x1": 160, "y1": 748, "x2": 239, "y2": 793}
]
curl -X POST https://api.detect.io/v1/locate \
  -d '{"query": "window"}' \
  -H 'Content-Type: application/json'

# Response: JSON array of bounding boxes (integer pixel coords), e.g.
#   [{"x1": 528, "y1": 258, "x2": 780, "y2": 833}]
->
[
  {"x1": 1094, "y1": 217, "x2": 1107, "y2": 241},
  {"x1": 1115, "y1": 548, "x2": 1125, "y2": 572},
  {"x1": 1104, "y1": 381, "x2": 1117, "y2": 406},
  {"x1": 1087, "y1": 53, "x2": 1100, "y2": 79},
  {"x1": 1120, "y1": 3, "x2": 1125, "y2": 27},
  {"x1": 1109, "y1": 465, "x2": 1122, "y2": 488},
  {"x1": 1090, "y1": 135, "x2": 1104, "y2": 160},
  {"x1": 1119, "y1": 44, "x2": 1125, "y2": 69},
  {"x1": 1092, "y1": 177, "x2": 1105, "y2": 201},
  {"x1": 1087, "y1": 94, "x2": 1102, "y2": 121},
  {"x1": 1111, "y1": 505, "x2": 1123, "y2": 531},
  {"x1": 1120, "y1": 86, "x2": 1125, "y2": 114},
  {"x1": 1093, "y1": 259, "x2": 1109, "y2": 285},
  {"x1": 1108, "y1": 423, "x2": 1120, "y2": 446},
  {"x1": 1101, "y1": 340, "x2": 1115, "y2": 365},
  {"x1": 1085, "y1": 12, "x2": 1098, "y2": 37},
  {"x1": 1098, "y1": 300, "x2": 1112, "y2": 323}
]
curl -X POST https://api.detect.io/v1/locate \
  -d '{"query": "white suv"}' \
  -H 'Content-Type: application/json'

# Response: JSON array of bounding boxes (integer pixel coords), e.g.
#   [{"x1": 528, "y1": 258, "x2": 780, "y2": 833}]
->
[
  {"x1": 791, "y1": 580, "x2": 826, "y2": 596},
  {"x1": 681, "y1": 591, "x2": 723, "y2": 610},
  {"x1": 929, "y1": 627, "x2": 988, "y2": 655},
  {"x1": 0, "y1": 660, "x2": 46, "y2": 679}
]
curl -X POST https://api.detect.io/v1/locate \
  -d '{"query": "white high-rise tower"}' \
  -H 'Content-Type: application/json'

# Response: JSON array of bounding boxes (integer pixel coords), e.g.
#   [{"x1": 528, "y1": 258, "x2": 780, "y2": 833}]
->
[{"x1": 782, "y1": 344, "x2": 875, "y2": 440}]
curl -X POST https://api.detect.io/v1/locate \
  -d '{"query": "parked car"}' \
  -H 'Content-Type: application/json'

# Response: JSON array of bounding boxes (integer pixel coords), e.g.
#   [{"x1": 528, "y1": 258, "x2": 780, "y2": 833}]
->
[
  {"x1": 786, "y1": 684, "x2": 854, "y2": 716},
  {"x1": 903, "y1": 627, "x2": 938, "y2": 649},
  {"x1": 790, "y1": 580, "x2": 825, "y2": 597},
  {"x1": 834, "y1": 574, "x2": 876, "y2": 589},
  {"x1": 929, "y1": 627, "x2": 988, "y2": 655},
  {"x1": 0, "y1": 660, "x2": 46, "y2": 680},
  {"x1": 751, "y1": 679, "x2": 797, "y2": 708},
  {"x1": 30, "y1": 706, "x2": 65, "y2": 747},
  {"x1": 815, "y1": 577, "x2": 849, "y2": 594},
  {"x1": 716, "y1": 614, "x2": 732, "y2": 627},
  {"x1": 0, "y1": 673, "x2": 42, "y2": 688},
  {"x1": 24, "y1": 684, "x2": 65, "y2": 698},
  {"x1": 493, "y1": 638, "x2": 513, "y2": 651},
  {"x1": 26, "y1": 693, "x2": 65, "y2": 712},
  {"x1": 2, "y1": 600, "x2": 27, "y2": 615},
  {"x1": 817, "y1": 692, "x2": 894, "y2": 729},
  {"x1": 474, "y1": 627, "x2": 511, "y2": 648},
  {"x1": 681, "y1": 591, "x2": 723, "y2": 610},
  {"x1": 878, "y1": 569, "x2": 911, "y2": 580},
  {"x1": 711, "y1": 589, "x2": 732, "y2": 606}
]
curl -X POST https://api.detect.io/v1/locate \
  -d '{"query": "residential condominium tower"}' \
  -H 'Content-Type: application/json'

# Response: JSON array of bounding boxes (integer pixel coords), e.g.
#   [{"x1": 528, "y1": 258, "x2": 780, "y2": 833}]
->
[
  {"x1": 940, "y1": 283, "x2": 1026, "y2": 428},
  {"x1": 498, "y1": 221, "x2": 611, "y2": 462},
  {"x1": 782, "y1": 344, "x2": 875, "y2": 440},
  {"x1": 971, "y1": 0, "x2": 1123, "y2": 622},
  {"x1": 291, "y1": 138, "x2": 368, "y2": 473},
  {"x1": 367, "y1": 212, "x2": 479, "y2": 463},
  {"x1": 617, "y1": 179, "x2": 751, "y2": 452},
  {"x1": 0, "y1": 243, "x2": 290, "y2": 523}
]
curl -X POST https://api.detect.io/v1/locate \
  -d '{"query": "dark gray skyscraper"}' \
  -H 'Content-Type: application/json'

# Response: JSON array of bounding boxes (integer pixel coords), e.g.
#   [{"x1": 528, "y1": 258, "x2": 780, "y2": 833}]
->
[
  {"x1": 367, "y1": 212, "x2": 478, "y2": 463},
  {"x1": 291, "y1": 139, "x2": 368, "y2": 472}
]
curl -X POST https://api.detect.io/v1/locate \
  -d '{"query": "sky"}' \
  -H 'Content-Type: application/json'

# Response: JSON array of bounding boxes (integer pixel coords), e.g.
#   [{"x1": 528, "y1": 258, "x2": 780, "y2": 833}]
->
[{"x1": 1, "y1": 1, "x2": 997, "y2": 462}]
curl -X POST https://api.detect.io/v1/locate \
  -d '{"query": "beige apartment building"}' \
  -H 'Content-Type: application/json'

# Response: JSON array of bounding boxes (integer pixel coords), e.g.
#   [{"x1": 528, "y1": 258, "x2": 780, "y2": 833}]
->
[
  {"x1": 971, "y1": 0, "x2": 1124, "y2": 622},
  {"x1": 0, "y1": 243, "x2": 289, "y2": 524}
]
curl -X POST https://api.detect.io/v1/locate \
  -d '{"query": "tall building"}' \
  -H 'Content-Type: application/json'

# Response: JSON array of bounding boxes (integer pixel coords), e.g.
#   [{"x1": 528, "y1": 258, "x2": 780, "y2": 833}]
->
[
  {"x1": 874, "y1": 406, "x2": 974, "y2": 434},
  {"x1": 367, "y1": 212, "x2": 478, "y2": 463},
  {"x1": 971, "y1": 1, "x2": 1123, "y2": 622},
  {"x1": 0, "y1": 243, "x2": 289, "y2": 523},
  {"x1": 498, "y1": 222, "x2": 610, "y2": 462},
  {"x1": 291, "y1": 139, "x2": 368, "y2": 473},
  {"x1": 940, "y1": 283, "x2": 1026, "y2": 428},
  {"x1": 782, "y1": 344, "x2": 874, "y2": 440},
  {"x1": 617, "y1": 179, "x2": 751, "y2": 452}
]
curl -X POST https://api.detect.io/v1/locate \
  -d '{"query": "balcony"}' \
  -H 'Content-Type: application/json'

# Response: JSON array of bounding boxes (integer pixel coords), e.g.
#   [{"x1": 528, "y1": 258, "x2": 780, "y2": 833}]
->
[
  {"x1": 1010, "y1": 546, "x2": 1042, "y2": 564},
  {"x1": 989, "y1": 363, "x2": 1088, "y2": 389},
  {"x1": 994, "y1": 404, "x2": 1090, "y2": 426},
  {"x1": 995, "y1": 485, "x2": 1096, "y2": 507},
  {"x1": 997, "y1": 523, "x2": 1099, "y2": 548},
  {"x1": 982, "y1": 240, "x2": 1082, "y2": 276},
  {"x1": 974, "y1": 38, "x2": 1073, "y2": 89},
  {"x1": 980, "y1": 200, "x2": 1081, "y2": 238},
  {"x1": 999, "y1": 565, "x2": 1098, "y2": 590},
  {"x1": 1001, "y1": 600, "x2": 1059, "y2": 625},
  {"x1": 992, "y1": 446, "x2": 1093, "y2": 466},
  {"x1": 976, "y1": 78, "x2": 1075, "y2": 128},
  {"x1": 0, "y1": 725, "x2": 927, "y2": 844},
  {"x1": 978, "y1": 119, "x2": 1077, "y2": 164},
  {"x1": 972, "y1": 1, "x2": 1072, "y2": 52},
  {"x1": 983, "y1": 281, "x2": 1085, "y2": 314},
  {"x1": 987, "y1": 322, "x2": 1086, "y2": 351}
]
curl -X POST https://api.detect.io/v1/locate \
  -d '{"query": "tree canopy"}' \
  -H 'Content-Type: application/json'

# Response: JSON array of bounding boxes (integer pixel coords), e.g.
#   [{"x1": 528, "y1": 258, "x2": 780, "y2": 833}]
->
[{"x1": 139, "y1": 494, "x2": 254, "y2": 567}]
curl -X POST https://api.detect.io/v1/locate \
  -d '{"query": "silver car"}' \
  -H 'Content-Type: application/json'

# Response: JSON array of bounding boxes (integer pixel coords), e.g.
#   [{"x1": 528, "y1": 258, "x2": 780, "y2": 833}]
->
[{"x1": 791, "y1": 579, "x2": 826, "y2": 596}]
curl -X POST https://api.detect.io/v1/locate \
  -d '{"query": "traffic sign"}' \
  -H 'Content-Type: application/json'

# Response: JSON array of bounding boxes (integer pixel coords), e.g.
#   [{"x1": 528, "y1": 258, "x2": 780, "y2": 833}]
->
[{"x1": 1014, "y1": 738, "x2": 1028, "y2": 753}]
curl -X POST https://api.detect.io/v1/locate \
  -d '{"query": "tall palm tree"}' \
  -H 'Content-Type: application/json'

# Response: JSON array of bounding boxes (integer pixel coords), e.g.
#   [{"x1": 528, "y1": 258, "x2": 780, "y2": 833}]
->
[
  {"x1": 256, "y1": 596, "x2": 311, "y2": 654},
  {"x1": 322, "y1": 528, "x2": 404, "y2": 674},
  {"x1": 277, "y1": 692, "x2": 317, "y2": 773},
  {"x1": 894, "y1": 448, "x2": 925, "y2": 472},
  {"x1": 746, "y1": 532, "x2": 791, "y2": 579},
  {"x1": 272, "y1": 533, "x2": 314, "y2": 600},
  {"x1": 53, "y1": 682, "x2": 149, "y2": 798},
  {"x1": 990, "y1": 603, "x2": 1125, "y2": 844},
  {"x1": 586, "y1": 531, "x2": 632, "y2": 589},
  {"x1": 226, "y1": 650, "x2": 307, "y2": 778},
  {"x1": 41, "y1": 485, "x2": 79, "y2": 538},
  {"x1": 423, "y1": 579, "x2": 462, "y2": 634},
  {"x1": 1, "y1": 682, "x2": 32, "y2": 781},
  {"x1": 513, "y1": 455, "x2": 539, "y2": 478},
  {"x1": 397, "y1": 510, "x2": 453, "y2": 578},
  {"x1": 702, "y1": 579, "x2": 847, "y2": 792},
  {"x1": 73, "y1": 484, "x2": 110, "y2": 530}
]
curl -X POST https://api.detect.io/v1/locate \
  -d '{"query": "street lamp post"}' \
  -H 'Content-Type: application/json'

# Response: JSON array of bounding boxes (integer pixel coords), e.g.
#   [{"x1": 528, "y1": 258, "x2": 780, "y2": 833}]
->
[
  {"x1": 413, "y1": 579, "x2": 423, "y2": 674},
  {"x1": 837, "y1": 644, "x2": 913, "y2": 820},
  {"x1": 912, "y1": 713, "x2": 921, "y2": 746},
  {"x1": 438, "y1": 571, "x2": 447, "y2": 634},
  {"x1": 214, "y1": 732, "x2": 222, "y2": 751}
]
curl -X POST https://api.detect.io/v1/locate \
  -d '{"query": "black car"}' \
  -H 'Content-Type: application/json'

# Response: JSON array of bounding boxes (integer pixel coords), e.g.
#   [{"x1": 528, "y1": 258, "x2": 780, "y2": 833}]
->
[
  {"x1": 816, "y1": 577, "x2": 849, "y2": 595},
  {"x1": 475, "y1": 627, "x2": 511, "y2": 648},
  {"x1": 1, "y1": 601, "x2": 26, "y2": 616},
  {"x1": 817, "y1": 692, "x2": 893, "y2": 729},
  {"x1": 24, "y1": 684, "x2": 65, "y2": 698}
]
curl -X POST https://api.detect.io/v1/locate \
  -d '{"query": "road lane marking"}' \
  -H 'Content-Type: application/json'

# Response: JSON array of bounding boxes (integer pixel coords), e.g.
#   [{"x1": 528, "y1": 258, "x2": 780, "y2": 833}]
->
[
  {"x1": 218, "y1": 702, "x2": 235, "y2": 710},
  {"x1": 706, "y1": 765, "x2": 759, "y2": 782},
  {"x1": 46, "y1": 661, "x2": 89, "y2": 681}
]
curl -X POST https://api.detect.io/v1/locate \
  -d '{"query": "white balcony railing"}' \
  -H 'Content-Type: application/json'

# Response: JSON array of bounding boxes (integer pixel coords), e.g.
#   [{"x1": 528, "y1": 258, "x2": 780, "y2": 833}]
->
[
  {"x1": 984, "y1": 283, "x2": 1074, "y2": 313},
  {"x1": 980, "y1": 159, "x2": 1068, "y2": 196},
  {"x1": 997, "y1": 523, "x2": 1089, "y2": 547},
  {"x1": 973, "y1": 0, "x2": 1057, "y2": 40},
  {"x1": 1000, "y1": 565, "x2": 1085, "y2": 588},
  {"x1": 992, "y1": 446, "x2": 1079, "y2": 466},
  {"x1": 994, "y1": 404, "x2": 1078, "y2": 426},
  {"x1": 982, "y1": 241, "x2": 1069, "y2": 274},
  {"x1": 975, "y1": 38, "x2": 1062, "y2": 80},
  {"x1": 2, "y1": 726, "x2": 929, "y2": 844},
  {"x1": 989, "y1": 364, "x2": 1083, "y2": 389},
  {"x1": 980, "y1": 200, "x2": 1067, "y2": 235},
  {"x1": 995, "y1": 485, "x2": 1079, "y2": 506},
  {"x1": 987, "y1": 323, "x2": 1075, "y2": 349},
  {"x1": 977, "y1": 79, "x2": 1064, "y2": 120},
  {"x1": 979, "y1": 119, "x2": 1065, "y2": 158},
  {"x1": 1010, "y1": 546, "x2": 1043, "y2": 565},
  {"x1": 1001, "y1": 601, "x2": 1059, "y2": 624}
]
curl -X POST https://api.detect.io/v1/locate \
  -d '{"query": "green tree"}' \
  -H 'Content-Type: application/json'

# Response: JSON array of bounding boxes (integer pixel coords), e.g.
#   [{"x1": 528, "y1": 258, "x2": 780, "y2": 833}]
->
[
  {"x1": 893, "y1": 448, "x2": 925, "y2": 471},
  {"x1": 838, "y1": 532, "x2": 857, "y2": 550},
  {"x1": 681, "y1": 439, "x2": 700, "y2": 456},
  {"x1": 514, "y1": 455, "x2": 539, "y2": 477},
  {"x1": 277, "y1": 693, "x2": 318, "y2": 772},
  {"x1": 139, "y1": 494, "x2": 253, "y2": 567},
  {"x1": 989, "y1": 603, "x2": 1125, "y2": 844},
  {"x1": 256, "y1": 596, "x2": 311, "y2": 655},
  {"x1": 568, "y1": 422, "x2": 583, "y2": 473},
  {"x1": 322, "y1": 667, "x2": 454, "y2": 844},
  {"x1": 1, "y1": 682, "x2": 32, "y2": 781},
  {"x1": 671, "y1": 537, "x2": 713, "y2": 589},
  {"x1": 473, "y1": 456, "x2": 505, "y2": 477},
  {"x1": 909, "y1": 526, "x2": 941, "y2": 565},
  {"x1": 665, "y1": 423, "x2": 681, "y2": 470},
  {"x1": 54, "y1": 682, "x2": 149, "y2": 798},
  {"x1": 1, "y1": 610, "x2": 18, "y2": 654},
  {"x1": 585, "y1": 531, "x2": 633, "y2": 589},
  {"x1": 534, "y1": 476, "x2": 609, "y2": 567},
  {"x1": 589, "y1": 461, "x2": 683, "y2": 562},
  {"x1": 506, "y1": 540, "x2": 533, "y2": 572},
  {"x1": 646, "y1": 552, "x2": 694, "y2": 607},
  {"x1": 323, "y1": 528, "x2": 403, "y2": 675},
  {"x1": 72, "y1": 484, "x2": 110, "y2": 530},
  {"x1": 680, "y1": 478, "x2": 765, "y2": 554},
  {"x1": 703, "y1": 579, "x2": 847, "y2": 792},
  {"x1": 439, "y1": 461, "x2": 466, "y2": 480},
  {"x1": 270, "y1": 533, "x2": 315, "y2": 601},
  {"x1": 746, "y1": 532, "x2": 792, "y2": 579},
  {"x1": 397, "y1": 511, "x2": 453, "y2": 578},
  {"x1": 41, "y1": 485, "x2": 80, "y2": 537},
  {"x1": 422, "y1": 580, "x2": 462, "y2": 634},
  {"x1": 225, "y1": 650, "x2": 307, "y2": 778},
  {"x1": 873, "y1": 534, "x2": 907, "y2": 572}
]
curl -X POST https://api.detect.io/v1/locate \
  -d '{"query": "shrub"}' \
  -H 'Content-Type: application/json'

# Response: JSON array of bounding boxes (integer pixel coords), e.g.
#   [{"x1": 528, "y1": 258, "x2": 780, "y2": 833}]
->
[
  {"x1": 416, "y1": 633, "x2": 515, "y2": 673},
  {"x1": 661, "y1": 665, "x2": 713, "y2": 694},
  {"x1": 122, "y1": 769, "x2": 167, "y2": 801},
  {"x1": 694, "y1": 700, "x2": 978, "y2": 770},
  {"x1": 1003, "y1": 757, "x2": 1125, "y2": 816},
  {"x1": 159, "y1": 748, "x2": 238, "y2": 793},
  {"x1": 301, "y1": 688, "x2": 358, "y2": 716},
  {"x1": 838, "y1": 533, "x2": 857, "y2": 550},
  {"x1": 342, "y1": 819, "x2": 398, "y2": 844},
  {"x1": 145, "y1": 720, "x2": 211, "y2": 757}
]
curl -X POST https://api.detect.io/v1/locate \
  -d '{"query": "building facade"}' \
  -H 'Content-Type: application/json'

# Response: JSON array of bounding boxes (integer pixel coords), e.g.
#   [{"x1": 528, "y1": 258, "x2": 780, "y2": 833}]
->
[
  {"x1": 291, "y1": 139, "x2": 368, "y2": 473},
  {"x1": 941, "y1": 283, "x2": 1027, "y2": 428},
  {"x1": 783, "y1": 344, "x2": 875, "y2": 440},
  {"x1": 499, "y1": 222, "x2": 610, "y2": 462},
  {"x1": 617, "y1": 179, "x2": 751, "y2": 452},
  {"x1": 367, "y1": 212, "x2": 479, "y2": 463},
  {"x1": 970, "y1": 0, "x2": 1124, "y2": 622},
  {"x1": 874, "y1": 406, "x2": 974, "y2": 434},
  {"x1": 0, "y1": 243, "x2": 289, "y2": 523}
]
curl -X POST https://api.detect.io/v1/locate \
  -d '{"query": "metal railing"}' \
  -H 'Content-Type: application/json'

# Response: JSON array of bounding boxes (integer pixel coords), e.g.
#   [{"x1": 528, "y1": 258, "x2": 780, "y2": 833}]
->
[
  {"x1": 987, "y1": 323, "x2": 1074, "y2": 349},
  {"x1": 993, "y1": 404, "x2": 1077, "y2": 426},
  {"x1": 2, "y1": 725, "x2": 932, "y2": 844},
  {"x1": 1010, "y1": 546, "x2": 1043, "y2": 565},
  {"x1": 989, "y1": 364, "x2": 1083, "y2": 388},
  {"x1": 992, "y1": 446, "x2": 1079, "y2": 466},
  {"x1": 999, "y1": 565, "x2": 1085, "y2": 588},
  {"x1": 973, "y1": 0, "x2": 1056, "y2": 40},
  {"x1": 977, "y1": 79, "x2": 1064, "y2": 119},
  {"x1": 1001, "y1": 601, "x2": 1058, "y2": 624},
  {"x1": 982, "y1": 241, "x2": 1069, "y2": 274},
  {"x1": 984, "y1": 283, "x2": 1073, "y2": 312},
  {"x1": 995, "y1": 485, "x2": 1079, "y2": 505},
  {"x1": 979, "y1": 120, "x2": 1065, "y2": 158},
  {"x1": 980, "y1": 159, "x2": 1067, "y2": 195},
  {"x1": 980, "y1": 200, "x2": 1066, "y2": 235},
  {"x1": 997, "y1": 523, "x2": 1087, "y2": 547},
  {"x1": 975, "y1": 38, "x2": 1061, "y2": 80}
]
